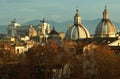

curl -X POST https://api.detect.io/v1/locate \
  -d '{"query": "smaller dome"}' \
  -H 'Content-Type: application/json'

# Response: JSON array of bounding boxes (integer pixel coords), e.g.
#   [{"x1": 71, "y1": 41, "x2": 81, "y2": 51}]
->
[
  {"x1": 95, "y1": 6, "x2": 116, "y2": 38},
  {"x1": 49, "y1": 26, "x2": 59, "y2": 35},
  {"x1": 48, "y1": 26, "x2": 61, "y2": 41},
  {"x1": 65, "y1": 9, "x2": 90, "y2": 40}
]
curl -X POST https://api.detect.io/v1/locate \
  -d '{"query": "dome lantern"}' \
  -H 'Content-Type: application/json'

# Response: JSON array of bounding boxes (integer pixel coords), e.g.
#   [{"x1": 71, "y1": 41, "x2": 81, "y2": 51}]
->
[
  {"x1": 74, "y1": 9, "x2": 81, "y2": 25},
  {"x1": 103, "y1": 6, "x2": 109, "y2": 20}
]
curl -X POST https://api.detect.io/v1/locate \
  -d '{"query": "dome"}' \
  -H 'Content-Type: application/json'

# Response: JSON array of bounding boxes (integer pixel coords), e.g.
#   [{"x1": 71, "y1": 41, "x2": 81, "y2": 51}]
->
[
  {"x1": 48, "y1": 26, "x2": 61, "y2": 41},
  {"x1": 95, "y1": 6, "x2": 116, "y2": 38},
  {"x1": 49, "y1": 26, "x2": 59, "y2": 35},
  {"x1": 65, "y1": 10, "x2": 90, "y2": 40}
]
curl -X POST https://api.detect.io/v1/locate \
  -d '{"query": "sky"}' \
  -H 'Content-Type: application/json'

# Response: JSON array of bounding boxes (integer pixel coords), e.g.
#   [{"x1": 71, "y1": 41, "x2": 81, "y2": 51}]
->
[{"x1": 0, "y1": 0, "x2": 120, "y2": 25}]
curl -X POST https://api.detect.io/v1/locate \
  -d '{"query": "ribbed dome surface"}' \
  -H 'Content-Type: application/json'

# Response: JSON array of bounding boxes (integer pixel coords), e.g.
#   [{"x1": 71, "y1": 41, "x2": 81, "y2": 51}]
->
[
  {"x1": 65, "y1": 24, "x2": 90, "y2": 40},
  {"x1": 95, "y1": 19, "x2": 116, "y2": 37}
]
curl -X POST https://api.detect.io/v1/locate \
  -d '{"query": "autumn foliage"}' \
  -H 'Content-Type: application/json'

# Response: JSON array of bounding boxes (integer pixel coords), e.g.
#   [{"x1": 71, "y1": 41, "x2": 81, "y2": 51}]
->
[
  {"x1": 1, "y1": 41, "x2": 120, "y2": 79},
  {"x1": 94, "y1": 44, "x2": 120, "y2": 79},
  {"x1": 25, "y1": 41, "x2": 120, "y2": 79}
]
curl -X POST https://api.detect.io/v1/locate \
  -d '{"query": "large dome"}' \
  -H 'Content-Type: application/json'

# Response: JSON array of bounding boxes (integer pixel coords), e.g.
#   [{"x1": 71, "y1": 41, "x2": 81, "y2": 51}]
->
[
  {"x1": 65, "y1": 10, "x2": 90, "y2": 40},
  {"x1": 95, "y1": 6, "x2": 116, "y2": 38}
]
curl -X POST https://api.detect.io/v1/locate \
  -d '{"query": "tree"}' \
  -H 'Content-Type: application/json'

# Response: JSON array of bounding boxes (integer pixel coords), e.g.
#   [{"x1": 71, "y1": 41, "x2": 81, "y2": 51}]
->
[
  {"x1": 83, "y1": 43, "x2": 120, "y2": 79},
  {"x1": 94, "y1": 44, "x2": 120, "y2": 79},
  {"x1": 26, "y1": 41, "x2": 63, "y2": 79}
]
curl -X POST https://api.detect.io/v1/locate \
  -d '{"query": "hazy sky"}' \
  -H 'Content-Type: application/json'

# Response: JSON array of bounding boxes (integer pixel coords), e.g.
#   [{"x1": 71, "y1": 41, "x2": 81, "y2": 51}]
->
[{"x1": 0, "y1": 0, "x2": 120, "y2": 25}]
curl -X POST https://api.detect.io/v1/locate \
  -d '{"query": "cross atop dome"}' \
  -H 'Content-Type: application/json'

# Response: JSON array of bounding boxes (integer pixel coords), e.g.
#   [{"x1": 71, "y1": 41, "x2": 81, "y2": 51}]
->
[
  {"x1": 105, "y1": 5, "x2": 107, "y2": 11},
  {"x1": 52, "y1": 26, "x2": 55, "y2": 30}
]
